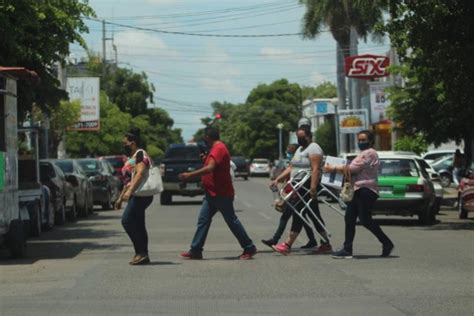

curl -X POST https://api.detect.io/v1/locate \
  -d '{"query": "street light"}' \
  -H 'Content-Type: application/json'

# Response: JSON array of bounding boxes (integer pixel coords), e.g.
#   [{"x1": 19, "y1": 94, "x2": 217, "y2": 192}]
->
[{"x1": 277, "y1": 123, "x2": 284, "y2": 160}]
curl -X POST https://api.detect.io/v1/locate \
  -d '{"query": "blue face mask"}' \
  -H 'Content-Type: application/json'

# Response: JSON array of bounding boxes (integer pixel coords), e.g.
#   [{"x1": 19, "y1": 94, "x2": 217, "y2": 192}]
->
[
  {"x1": 286, "y1": 152, "x2": 294, "y2": 160},
  {"x1": 358, "y1": 142, "x2": 370, "y2": 151}
]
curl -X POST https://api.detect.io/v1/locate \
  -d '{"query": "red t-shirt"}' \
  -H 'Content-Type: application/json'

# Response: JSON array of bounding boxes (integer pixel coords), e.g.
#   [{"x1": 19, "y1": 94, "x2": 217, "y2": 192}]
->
[{"x1": 201, "y1": 142, "x2": 234, "y2": 197}]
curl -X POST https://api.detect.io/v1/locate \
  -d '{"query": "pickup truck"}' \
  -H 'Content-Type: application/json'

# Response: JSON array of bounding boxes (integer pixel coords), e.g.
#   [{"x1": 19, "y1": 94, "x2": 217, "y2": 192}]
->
[{"x1": 159, "y1": 144, "x2": 205, "y2": 205}]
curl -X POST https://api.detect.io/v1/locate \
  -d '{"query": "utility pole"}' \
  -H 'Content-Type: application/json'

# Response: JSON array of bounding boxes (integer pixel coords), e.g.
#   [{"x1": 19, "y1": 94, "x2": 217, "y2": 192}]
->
[{"x1": 102, "y1": 19, "x2": 106, "y2": 77}]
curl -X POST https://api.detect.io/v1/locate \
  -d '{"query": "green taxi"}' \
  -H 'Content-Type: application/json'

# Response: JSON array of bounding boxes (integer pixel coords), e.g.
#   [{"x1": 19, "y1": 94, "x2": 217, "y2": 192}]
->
[{"x1": 372, "y1": 152, "x2": 437, "y2": 225}]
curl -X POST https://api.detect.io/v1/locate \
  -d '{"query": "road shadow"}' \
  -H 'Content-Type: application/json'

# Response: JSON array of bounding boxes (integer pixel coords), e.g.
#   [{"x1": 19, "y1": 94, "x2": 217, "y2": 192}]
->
[
  {"x1": 353, "y1": 255, "x2": 400, "y2": 260},
  {"x1": 144, "y1": 261, "x2": 181, "y2": 266},
  {"x1": 0, "y1": 241, "x2": 127, "y2": 265},
  {"x1": 372, "y1": 217, "x2": 474, "y2": 231}
]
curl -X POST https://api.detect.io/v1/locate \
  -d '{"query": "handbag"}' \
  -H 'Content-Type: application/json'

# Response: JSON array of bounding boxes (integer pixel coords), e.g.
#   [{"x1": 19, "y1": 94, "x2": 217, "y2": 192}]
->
[
  {"x1": 340, "y1": 165, "x2": 354, "y2": 203},
  {"x1": 133, "y1": 150, "x2": 163, "y2": 197}
]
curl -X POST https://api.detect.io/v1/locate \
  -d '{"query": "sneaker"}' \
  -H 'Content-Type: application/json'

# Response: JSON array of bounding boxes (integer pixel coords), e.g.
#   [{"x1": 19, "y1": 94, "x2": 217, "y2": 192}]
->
[
  {"x1": 179, "y1": 251, "x2": 203, "y2": 260},
  {"x1": 261, "y1": 239, "x2": 276, "y2": 249},
  {"x1": 239, "y1": 247, "x2": 257, "y2": 260},
  {"x1": 272, "y1": 242, "x2": 291, "y2": 256},
  {"x1": 130, "y1": 255, "x2": 150, "y2": 265},
  {"x1": 331, "y1": 248, "x2": 353, "y2": 259},
  {"x1": 312, "y1": 243, "x2": 333, "y2": 255},
  {"x1": 381, "y1": 243, "x2": 394, "y2": 257},
  {"x1": 300, "y1": 241, "x2": 317, "y2": 249}
]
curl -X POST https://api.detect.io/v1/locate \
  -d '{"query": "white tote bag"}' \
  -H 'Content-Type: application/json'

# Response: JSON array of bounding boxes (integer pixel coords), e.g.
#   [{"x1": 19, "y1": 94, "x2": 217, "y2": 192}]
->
[{"x1": 133, "y1": 150, "x2": 163, "y2": 197}]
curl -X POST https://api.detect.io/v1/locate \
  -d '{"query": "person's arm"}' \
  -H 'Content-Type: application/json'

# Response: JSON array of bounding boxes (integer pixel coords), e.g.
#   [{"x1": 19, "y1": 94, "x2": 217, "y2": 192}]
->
[
  {"x1": 270, "y1": 165, "x2": 292, "y2": 188},
  {"x1": 309, "y1": 154, "x2": 322, "y2": 197},
  {"x1": 122, "y1": 162, "x2": 146, "y2": 201},
  {"x1": 179, "y1": 158, "x2": 217, "y2": 181}
]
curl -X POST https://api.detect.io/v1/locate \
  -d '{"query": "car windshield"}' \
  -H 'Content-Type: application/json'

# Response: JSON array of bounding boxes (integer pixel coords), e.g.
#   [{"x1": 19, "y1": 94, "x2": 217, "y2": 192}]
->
[
  {"x1": 253, "y1": 159, "x2": 269, "y2": 164},
  {"x1": 432, "y1": 156, "x2": 452, "y2": 168},
  {"x1": 55, "y1": 160, "x2": 74, "y2": 173},
  {"x1": 379, "y1": 159, "x2": 419, "y2": 177},
  {"x1": 77, "y1": 160, "x2": 100, "y2": 172},
  {"x1": 232, "y1": 157, "x2": 247, "y2": 165},
  {"x1": 165, "y1": 147, "x2": 201, "y2": 159},
  {"x1": 104, "y1": 157, "x2": 124, "y2": 168}
]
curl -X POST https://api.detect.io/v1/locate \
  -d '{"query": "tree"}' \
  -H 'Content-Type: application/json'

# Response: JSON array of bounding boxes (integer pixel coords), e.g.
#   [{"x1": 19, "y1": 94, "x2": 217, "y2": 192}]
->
[
  {"x1": 0, "y1": 0, "x2": 95, "y2": 121},
  {"x1": 301, "y1": 81, "x2": 337, "y2": 99},
  {"x1": 394, "y1": 134, "x2": 428, "y2": 156},
  {"x1": 385, "y1": 1, "x2": 474, "y2": 167},
  {"x1": 315, "y1": 119, "x2": 337, "y2": 156}
]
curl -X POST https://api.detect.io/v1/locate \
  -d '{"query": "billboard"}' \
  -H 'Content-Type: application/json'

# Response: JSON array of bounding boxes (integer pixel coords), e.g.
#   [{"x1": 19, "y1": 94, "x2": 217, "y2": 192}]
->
[
  {"x1": 66, "y1": 77, "x2": 100, "y2": 131},
  {"x1": 344, "y1": 54, "x2": 390, "y2": 79},
  {"x1": 369, "y1": 82, "x2": 391, "y2": 124},
  {"x1": 338, "y1": 109, "x2": 368, "y2": 134}
]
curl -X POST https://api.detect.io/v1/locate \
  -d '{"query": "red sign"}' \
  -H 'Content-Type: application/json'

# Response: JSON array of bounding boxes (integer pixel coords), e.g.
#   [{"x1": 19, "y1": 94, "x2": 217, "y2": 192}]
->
[{"x1": 344, "y1": 54, "x2": 390, "y2": 79}]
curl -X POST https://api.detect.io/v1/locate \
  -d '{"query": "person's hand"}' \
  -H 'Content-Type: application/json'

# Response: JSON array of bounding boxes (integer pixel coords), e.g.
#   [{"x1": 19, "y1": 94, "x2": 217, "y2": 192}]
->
[
  {"x1": 122, "y1": 190, "x2": 132, "y2": 202},
  {"x1": 269, "y1": 179, "x2": 279, "y2": 189},
  {"x1": 323, "y1": 163, "x2": 334, "y2": 173},
  {"x1": 310, "y1": 185, "x2": 317, "y2": 198},
  {"x1": 114, "y1": 199, "x2": 122, "y2": 210},
  {"x1": 199, "y1": 153, "x2": 207, "y2": 161},
  {"x1": 179, "y1": 172, "x2": 191, "y2": 182}
]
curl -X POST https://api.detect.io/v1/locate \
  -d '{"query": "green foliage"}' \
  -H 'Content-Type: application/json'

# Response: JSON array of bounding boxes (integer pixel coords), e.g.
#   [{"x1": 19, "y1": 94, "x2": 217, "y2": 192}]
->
[
  {"x1": 301, "y1": 82, "x2": 337, "y2": 100},
  {"x1": 315, "y1": 119, "x2": 337, "y2": 156},
  {"x1": 394, "y1": 134, "x2": 428, "y2": 156},
  {"x1": 0, "y1": 0, "x2": 95, "y2": 121},
  {"x1": 385, "y1": 0, "x2": 474, "y2": 165}
]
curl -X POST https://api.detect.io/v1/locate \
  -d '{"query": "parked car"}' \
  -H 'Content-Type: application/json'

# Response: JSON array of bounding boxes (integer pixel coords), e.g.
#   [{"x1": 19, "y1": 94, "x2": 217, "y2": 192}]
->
[
  {"x1": 373, "y1": 153, "x2": 437, "y2": 225},
  {"x1": 250, "y1": 158, "x2": 271, "y2": 177},
  {"x1": 422, "y1": 149, "x2": 460, "y2": 164},
  {"x1": 431, "y1": 156, "x2": 454, "y2": 187},
  {"x1": 54, "y1": 159, "x2": 94, "y2": 218},
  {"x1": 40, "y1": 184, "x2": 54, "y2": 231},
  {"x1": 458, "y1": 169, "x2": 474, "y2": 219},
  {"x1": 159, "y1": 144, "x2": 204, "y2": 205},
  {"x1": 99, "y1": 155, "x2": 127, "y2": 187},
  {"x1": 231, "y1": 156, "x2": 250, "y2": 180},
  {"x1": 76, "y1": 159, "x2": 122, "y2": 210},
  {"x1": 270, "y1": 159, "x2": 290, "y2": 180},
  {"x1": 40, "y1": 160, "x2": 75, "y2": 224},
  {"x1": 412, "y1": 156, "x2": 444, "y2": 214}
]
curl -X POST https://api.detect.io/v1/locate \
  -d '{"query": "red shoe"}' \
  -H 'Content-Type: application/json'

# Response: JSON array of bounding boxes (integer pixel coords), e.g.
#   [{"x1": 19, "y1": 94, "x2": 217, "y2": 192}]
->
[
  {"x1": 179, "y1": 251, "x2": 203, "y2": 260},
  {"x1": 272, "y1": 242, "x2": 291, "y2": 256},
  {"x1": 312, "y1": 243, "x2": 333, "y2": 255},
  {"x1": 239, "y1": 247, "x2": 257, "y2": 260}
]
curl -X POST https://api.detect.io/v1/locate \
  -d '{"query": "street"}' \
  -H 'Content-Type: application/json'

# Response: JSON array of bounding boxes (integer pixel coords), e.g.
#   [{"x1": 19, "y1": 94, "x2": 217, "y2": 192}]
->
[{"x1": 1, "y1": 177, "x2": 473, "y2": 315}]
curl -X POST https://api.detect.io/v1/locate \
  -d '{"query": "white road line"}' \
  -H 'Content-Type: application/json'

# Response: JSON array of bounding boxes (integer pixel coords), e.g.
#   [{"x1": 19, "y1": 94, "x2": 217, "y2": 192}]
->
[{"x1": 258, "y1": 211, "x2": 271, "y2": 220}]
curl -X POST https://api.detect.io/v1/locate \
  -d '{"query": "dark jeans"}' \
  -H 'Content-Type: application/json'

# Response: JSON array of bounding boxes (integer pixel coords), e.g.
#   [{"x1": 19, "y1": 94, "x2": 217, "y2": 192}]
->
[
  {"x1": 122, "y1": 196, "x2": 154, "y2": 255},
  {"x1": 343, "y1": 188, "x2": 393, "y2": 253},
  {"x1": 190, "y1": 194, "x2": 254, "y2": 254},
  {"x1": 271, "y1": 204, "x2": 316, "y2": 244}
]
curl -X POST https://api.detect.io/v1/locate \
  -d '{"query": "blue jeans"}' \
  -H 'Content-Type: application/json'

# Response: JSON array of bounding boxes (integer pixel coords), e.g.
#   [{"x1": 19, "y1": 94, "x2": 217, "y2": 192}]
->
[
  {"x1": 190, "y1": 194, "x2": 255, "y2": 254},
  {"x1": 122, "y1": 196, "x2": 153, "y2": 255}
]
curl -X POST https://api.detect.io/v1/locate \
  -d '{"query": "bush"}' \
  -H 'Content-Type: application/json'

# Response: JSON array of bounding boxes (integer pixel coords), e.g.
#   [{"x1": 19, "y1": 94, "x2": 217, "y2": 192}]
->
[
  {"x1": 394, "y1": 134, "x2": 428, "y2": 155},
  {"x1": 315, "y1": 120, "x2": 337, "y2": 156}
]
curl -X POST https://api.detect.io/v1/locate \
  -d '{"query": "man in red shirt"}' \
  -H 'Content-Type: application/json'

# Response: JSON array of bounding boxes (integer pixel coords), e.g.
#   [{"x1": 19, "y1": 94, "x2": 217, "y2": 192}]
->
[{"x1": 178, "y1": 127, "x2": 257, "y2": 260}]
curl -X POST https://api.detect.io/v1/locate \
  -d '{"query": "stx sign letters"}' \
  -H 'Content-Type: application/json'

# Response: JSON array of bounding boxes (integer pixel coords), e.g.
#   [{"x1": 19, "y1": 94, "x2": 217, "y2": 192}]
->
[{"x1": 344, "y1": 54, "x2": 390, "y2": 79}]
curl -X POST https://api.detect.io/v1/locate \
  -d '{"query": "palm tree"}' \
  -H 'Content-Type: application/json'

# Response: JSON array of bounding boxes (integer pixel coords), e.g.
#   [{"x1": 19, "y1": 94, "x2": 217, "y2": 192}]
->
[{"x1": 299, "y1": 0, "x2": 387, "y2": 151}]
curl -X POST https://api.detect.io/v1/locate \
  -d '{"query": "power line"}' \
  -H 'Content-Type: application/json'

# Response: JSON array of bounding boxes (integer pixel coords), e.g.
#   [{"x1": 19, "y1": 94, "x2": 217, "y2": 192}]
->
[{"x1": 84, "y1": 17, "x2": 304, "y2": 37}]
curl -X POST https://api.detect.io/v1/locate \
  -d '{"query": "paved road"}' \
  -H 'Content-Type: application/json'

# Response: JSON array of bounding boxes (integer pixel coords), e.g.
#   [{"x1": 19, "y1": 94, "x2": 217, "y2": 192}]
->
[{"x1": 1, "y1": 178, "x2": 473, "y2": 315}]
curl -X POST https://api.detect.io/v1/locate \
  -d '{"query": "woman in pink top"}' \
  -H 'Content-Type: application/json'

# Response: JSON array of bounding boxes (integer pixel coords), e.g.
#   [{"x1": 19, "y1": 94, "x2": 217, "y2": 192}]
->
[{"x1": 323, "y1": 130, "x2": 394, "y2": 259}]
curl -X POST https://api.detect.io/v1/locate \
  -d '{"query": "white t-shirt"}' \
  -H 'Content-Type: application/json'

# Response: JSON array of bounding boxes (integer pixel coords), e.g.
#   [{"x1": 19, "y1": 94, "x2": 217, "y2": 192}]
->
[
  {"x1": 230, "y1": 160, "x2": 237, "y2": 182},
  {"x1": 290, "y1": 142, "x2": 324, "y2": 179}
]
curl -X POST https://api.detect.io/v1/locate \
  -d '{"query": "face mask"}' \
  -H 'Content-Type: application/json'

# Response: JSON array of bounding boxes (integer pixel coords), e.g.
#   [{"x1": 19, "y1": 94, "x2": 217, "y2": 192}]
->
[
  {"x1": 358, "y1": 142, "x2": 370, "y2": 151},
  {"x1": 127, "y1": 158, "x2": 136, "y2": 166},
  {"x1": 297, "y1": 137, "x2": 308, "y2": 147},
  {"x1": 286, "y1": 152, "x2": 294, "y2": 160},
  {"x1": 123, "y1": 144, "x2": 132, "y2": 156}
]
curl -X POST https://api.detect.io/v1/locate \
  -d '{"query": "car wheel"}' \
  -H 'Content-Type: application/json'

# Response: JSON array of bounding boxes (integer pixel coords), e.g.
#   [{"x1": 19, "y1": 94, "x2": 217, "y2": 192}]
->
[
  {"x1": 7, "y1": 219, "x2": 27, "y2": 258},
  {"x1": 244, "y1": 176, "x2": 248, "y2": 181},
  {"x1": 78, "y1": 194, "x2": 88, "y2": 217},
  {"x1": 160, "y1": 192, "x2": 172, "y2": 205},
  {"x1": 418, "y1": 206, "x2": 436, "y2": 225},
  {"x1": 44, "y1": 203, "x2": 54, "y2": 231},
  {"x1": 55, "y1": 202, "x2": 66, "y2": 225},
  {"x1": 30, "y1": 201, "x2": 42, "y2": 237},
  {"x1": 440, "y1": 173, "x2": 451, "y2": 187},
  {"x1": 68, "y1": 197, "x2": 78, "y2": 221},
  {"x1": 102, "y1": 191, "x2": 112, "y2": 210}
]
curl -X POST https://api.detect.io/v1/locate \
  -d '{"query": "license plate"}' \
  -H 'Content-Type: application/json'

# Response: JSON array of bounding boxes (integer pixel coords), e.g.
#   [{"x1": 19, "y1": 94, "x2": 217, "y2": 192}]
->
[{"x1": 379, "y1": 186, "x2": 393, "y2": 195}]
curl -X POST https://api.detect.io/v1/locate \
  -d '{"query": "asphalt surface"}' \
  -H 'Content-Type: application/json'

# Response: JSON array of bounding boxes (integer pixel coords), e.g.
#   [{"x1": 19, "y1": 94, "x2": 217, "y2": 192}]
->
[{"x1": 1, "y1": 177, "x2": 473, "y2": 315}]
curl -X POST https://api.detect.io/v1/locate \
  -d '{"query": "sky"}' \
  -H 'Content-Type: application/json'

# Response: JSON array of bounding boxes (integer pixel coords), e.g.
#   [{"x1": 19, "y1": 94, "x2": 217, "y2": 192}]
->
[{"x1": 70, "y1": 0, "x2": 391, "y2": 141}]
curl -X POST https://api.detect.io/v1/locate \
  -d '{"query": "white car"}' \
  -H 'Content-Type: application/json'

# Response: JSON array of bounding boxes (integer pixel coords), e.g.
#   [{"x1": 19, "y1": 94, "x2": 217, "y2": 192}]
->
[
  {"x1": 250, "y1": 158, "x2": 271, "y2": 177},
  {"x1": 422, "y1": 149, "x2": 461, "y2": 164}
]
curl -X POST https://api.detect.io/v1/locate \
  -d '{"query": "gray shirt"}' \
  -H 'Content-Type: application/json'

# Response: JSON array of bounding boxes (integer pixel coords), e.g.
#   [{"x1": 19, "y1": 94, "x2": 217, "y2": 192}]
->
[{"x1": 290, "y1": 142, "x2": 324, "y2": 179}]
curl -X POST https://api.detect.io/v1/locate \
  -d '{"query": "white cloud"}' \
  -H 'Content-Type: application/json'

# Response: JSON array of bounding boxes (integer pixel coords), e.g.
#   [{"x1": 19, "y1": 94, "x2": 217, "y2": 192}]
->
[
  {"x1": 310, "y1": 71, "x2": 328, "y2": 86},
  {"x1": 114, "y1": 31, "x2": 179, "y2": 58},
  {"x1": 198, "y1": 78, "x2": 241, "y2": 93},
  {"x1": 143, "y1": 0, "x2": 179, "y2": 5},
  {"x1": 260, "y1": 47, "x2": 312, "y2": 65}
]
